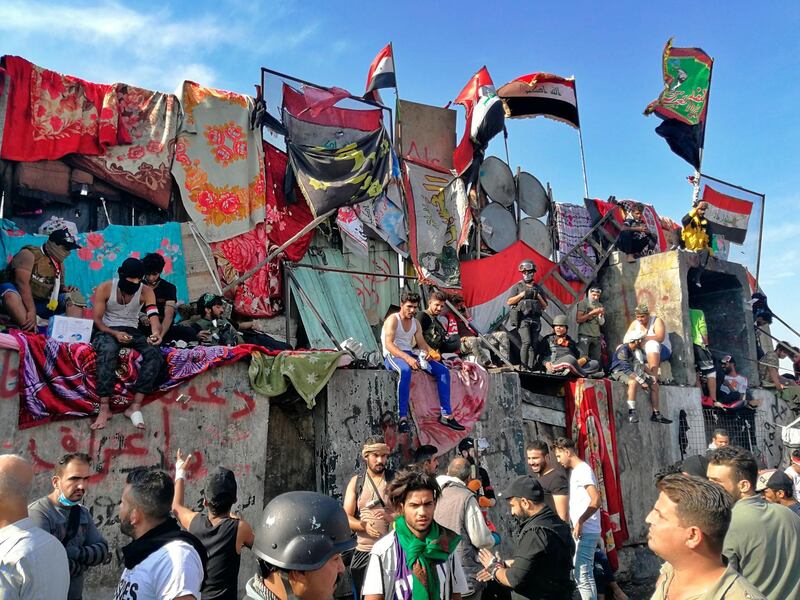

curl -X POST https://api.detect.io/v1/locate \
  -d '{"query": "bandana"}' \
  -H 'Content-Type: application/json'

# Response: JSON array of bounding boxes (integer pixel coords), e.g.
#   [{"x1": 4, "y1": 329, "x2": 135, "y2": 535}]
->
[{"x1": 362, "y1": 443, "x2": 390, "y2": 458}]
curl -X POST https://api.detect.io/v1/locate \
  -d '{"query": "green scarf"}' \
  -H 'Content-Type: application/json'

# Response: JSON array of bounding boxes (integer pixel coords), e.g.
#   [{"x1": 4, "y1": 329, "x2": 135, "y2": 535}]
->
[{"x1": 394, "y1": 516, "x2": 461, "y2": 600}]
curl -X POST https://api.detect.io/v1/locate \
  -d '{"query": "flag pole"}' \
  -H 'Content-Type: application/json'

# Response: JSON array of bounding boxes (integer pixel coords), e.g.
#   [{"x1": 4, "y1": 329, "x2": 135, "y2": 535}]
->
[
  {"x1": 756, "y1": 195, "x2": 765, "y2": 282},
  {"x1": 693, "y1": 57, "x2": 714, "y2": 205},
  {"x1": 572, "y1": 78, "x2": 590, "y2": 198}
]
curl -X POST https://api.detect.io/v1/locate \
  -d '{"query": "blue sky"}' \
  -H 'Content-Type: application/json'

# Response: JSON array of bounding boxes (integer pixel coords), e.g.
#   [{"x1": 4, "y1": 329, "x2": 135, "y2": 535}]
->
[{"x1": 3, "y1": 0, "x2": 799, "y2": 344}]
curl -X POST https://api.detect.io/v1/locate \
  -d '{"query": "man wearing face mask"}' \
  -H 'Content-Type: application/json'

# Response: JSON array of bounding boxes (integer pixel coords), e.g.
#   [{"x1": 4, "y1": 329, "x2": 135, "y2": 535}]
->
[
  {"x1": 91, "y1": 257, "x2": 164, "y2": 430},
  {"x1": 0, "y1": 227, "x2": 87, "y2": 331},
  {"x1": 507, "y1": 260, "x2": 548, "y2": 370},
  {"x1": 28, "y1": 453, "x2": 109, "y2": 600}
]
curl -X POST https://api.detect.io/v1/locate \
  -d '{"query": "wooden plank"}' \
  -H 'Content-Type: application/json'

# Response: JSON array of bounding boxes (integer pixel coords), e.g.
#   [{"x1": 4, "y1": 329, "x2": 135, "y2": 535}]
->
[
  {"x1": 538, "y1": 286, "x2": 567, "y2": 314},
  {"x1": 562, "y1": 257, "x2": 592, "y2": 286},
  {"x1": 521, "y1": 401, "x2": 566, "y2": 427},
  {"x1": 550, "y1": 270, "x2": 580, "y2": 299}
]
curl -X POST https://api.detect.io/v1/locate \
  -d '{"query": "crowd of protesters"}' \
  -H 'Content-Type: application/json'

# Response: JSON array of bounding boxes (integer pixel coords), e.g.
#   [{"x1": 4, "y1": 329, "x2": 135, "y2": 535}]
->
[{"x1": 4, "y1": 426, "x2": 799, "y2": 600}]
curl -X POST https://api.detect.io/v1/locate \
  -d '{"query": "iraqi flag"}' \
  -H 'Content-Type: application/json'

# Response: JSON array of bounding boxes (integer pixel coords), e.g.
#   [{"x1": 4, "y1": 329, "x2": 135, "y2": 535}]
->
[
  {"x1": 701, "y1": 183, "x2": 755, "y2": 245},
  {"x1": 453, "y1": 66, "x2": 506, "y2": 176},
  {"x1": 460, "y1": 240, "x2": 581, "y2": 333},
  {"x1": 497, "y1": 73, "x2": 580, "y2": 128},
  {"x1": 365, "y1": 43, "x2": 396, "y2": 101}
]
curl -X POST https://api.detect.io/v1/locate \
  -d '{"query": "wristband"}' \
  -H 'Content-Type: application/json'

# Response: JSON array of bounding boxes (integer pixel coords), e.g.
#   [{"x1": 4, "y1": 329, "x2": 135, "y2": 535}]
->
[{"x1": 488, "y1": 563, "x2": 501, "y2": 580}]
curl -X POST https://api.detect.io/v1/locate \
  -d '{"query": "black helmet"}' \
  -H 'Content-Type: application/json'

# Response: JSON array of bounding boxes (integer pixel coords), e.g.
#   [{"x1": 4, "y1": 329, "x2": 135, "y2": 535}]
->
[
  {"x1": 518, "y1": 260, "x2": 536, "y2": 272},
  {"x1": 252, "y1": 491, "x2": 354, "y2": 571}
]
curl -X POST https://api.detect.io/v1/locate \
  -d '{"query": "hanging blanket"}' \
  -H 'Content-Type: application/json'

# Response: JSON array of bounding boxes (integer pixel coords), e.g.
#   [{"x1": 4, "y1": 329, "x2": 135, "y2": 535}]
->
[
  {"x1": 0, "y1": 55, "x2": 131, "y2": 161},
  {"x1": 553, "y1": 203, "x2": 597, "y2": 281},
  {"x1": 1, "y1": 222, "x2": 189, "y2": 305},
  {"x1": 409, "y1": 360, "x2": 489, "y2": 454},
  {"x1": 248, "y1": 350, "x2": 343, "y2": 408},
  {"x1": 12, "y1": 331, "x2": 265, "y2": 429},
  {"x1": 68, "y1": 85, "x2": 179, "y2": 209},
  {"x1": 564, "y1": 378, "x2": 629, "y2": 570},
  {"x1": 209, "y1": 142, "x2": 314, "y2": 317},
  {"x1": 584, "y1": 198, "x2": 668, "y2": 254},
  {"x1": 404, "y1": 158, "x2": 470, "y2": 288},
  {"x1": 172, "y1": 81, "x2": 266, "y2": 242}
]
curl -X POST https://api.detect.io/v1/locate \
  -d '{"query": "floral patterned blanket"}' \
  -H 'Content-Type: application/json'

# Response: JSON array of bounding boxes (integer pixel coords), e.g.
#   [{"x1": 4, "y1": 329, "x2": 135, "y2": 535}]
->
[
  {"x1": 0, "y1": 222, "x2": 189, "y2": 306},
  {"x1": 210, "y1": 143, "x2": 314, "y2": 317},
  {"x1": 68, "y1": 84, "x2": 179, "y2": 209},
  {"x1": 0, "y1": 55, "x2": 131, "y2": 161},
  {"x1": 13, "y1": 331, "x2": 265, "y2": 429},
  {"x1": 172, "y1": 81, "x2": 266, "y2": 243}
]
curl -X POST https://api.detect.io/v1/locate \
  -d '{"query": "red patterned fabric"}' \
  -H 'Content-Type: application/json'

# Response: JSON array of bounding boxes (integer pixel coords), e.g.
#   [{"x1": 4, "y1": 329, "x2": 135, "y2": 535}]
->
[
  {"x1": 12, "y1": 331, "x2": 270, "y2": 429},
  {"x1": 410, "y1": 360, "x2": 489, "y2": 454},
  {"x1": 564, "y1": 378, "x2": 629, "y2": 569},
  {"x1": 210, "y1": 142, "x2": 314, "y2": 317},
  {"x1": 1, "y1": 55, "x2": 131, "y2": 161}
]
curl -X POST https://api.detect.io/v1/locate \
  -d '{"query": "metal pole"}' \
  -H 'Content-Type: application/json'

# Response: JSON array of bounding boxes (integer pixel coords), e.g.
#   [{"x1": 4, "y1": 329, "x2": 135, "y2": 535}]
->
[
  {"x1": 222, "y1": 208, "x2": 336, "y2": 294},
  {"x1": 755, "y1": 194, "x2": 765, "y2": 283},
  {"x1": 515, "y1": 166, "x2": 521, "y2": 240},
  {"x1": 290, "y1": 262, "x2": 418, "y2": 280},
  {"x1": 572, "y1": 78, "x2": 589, "y2": 199},
  {"x1": 444, "y1": 299, "x2": 515, "y2": 369},
  {"x1": 693, "y1": 58, "x2": 714, "y2": 205}
]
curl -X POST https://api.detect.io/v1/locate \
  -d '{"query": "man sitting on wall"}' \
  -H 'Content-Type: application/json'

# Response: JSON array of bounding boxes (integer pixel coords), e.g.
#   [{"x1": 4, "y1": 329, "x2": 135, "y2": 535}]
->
[
  {"x1": 616, "y1": 202, "x2": 656, "y2": 260},
  {"x1": 0, "y1": 228, "x2": 87, "y2": 330},
  {"x1": 759, "y1": 341, "x2": 800, "y2": 412},
  {"x1": 193, "y1": 294, "x2": 291, "y2": 351},
  {"x1": 536, "y1": 315, "x2": 599, "y2": 377},
  {"x1": 418, "y1": 290, "x2": 461, "y2": 354}
]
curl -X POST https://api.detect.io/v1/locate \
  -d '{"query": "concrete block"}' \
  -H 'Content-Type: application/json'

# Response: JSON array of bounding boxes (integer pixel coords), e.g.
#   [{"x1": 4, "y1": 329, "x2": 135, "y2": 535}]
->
[{"x1": 0, "y1": 349, "x2": 269, "y2": 597}]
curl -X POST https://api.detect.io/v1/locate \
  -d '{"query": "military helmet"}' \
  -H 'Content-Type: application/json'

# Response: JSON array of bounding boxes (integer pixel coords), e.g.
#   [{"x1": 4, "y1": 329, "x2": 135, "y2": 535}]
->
[
  {"x1": 552, "y1": 315, "x2": 569, "y2": 327},
  {"x1": 518, "y1": 260, "x2": 536, "y2": 272},
  {"x1": 252, "y1": 491, "x2": 354, "y2": 571}
]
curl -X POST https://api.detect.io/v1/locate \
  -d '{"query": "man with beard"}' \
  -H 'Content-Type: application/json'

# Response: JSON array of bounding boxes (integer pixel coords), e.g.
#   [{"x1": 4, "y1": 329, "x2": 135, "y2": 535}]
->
[
  {"x1": 576, "y1": 287, "x2": 605, "y2": 364},
  {"x1": 115, "y1": 469, "x2": 206, "y2": 600},
  {"x1": 246, "y1": 491, "x2": 354, "y2": 600},
  {"x1": 91, "y1": 258, "x2": 164, "y2": 430},
  {"x1": 0, "y1": 227, "x2": 86, "y2": 331},
  {"x1": 706, "y1": 446, "x2": 800, "y2": 600},
  {"x1": 475, "y1": 476, "x2": 575, "y2": 599},
  {"x1": 363, "y1": 469, "x2": 467, "y2": 600},
  {"x1": 418, "y1": 291, "x2": 461, "y2": 355},
  {"x1": 28, "y1": 453, "x2": 109, "y2": 600},
  {"x1": 525, "y1": 440, "x2": 569, "y2": 522},
  {"x1": 344, "y1": 437, "x2": 394, "y2": 597},
  {"x1": 756, "y1": 470, "x2": 800, "y2": 518},
  {"x1": 646, "y1": 474, "x2": 764, "y2": 600}
]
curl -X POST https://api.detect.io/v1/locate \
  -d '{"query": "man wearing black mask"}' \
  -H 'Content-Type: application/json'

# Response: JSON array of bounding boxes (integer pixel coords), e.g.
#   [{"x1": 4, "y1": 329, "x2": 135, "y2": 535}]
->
[{"x1": 91, "y1": 258, "x2": 164, "y2": 430}]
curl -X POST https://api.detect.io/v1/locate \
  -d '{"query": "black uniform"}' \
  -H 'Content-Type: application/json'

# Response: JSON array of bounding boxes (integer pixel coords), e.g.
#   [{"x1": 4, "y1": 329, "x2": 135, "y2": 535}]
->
[{"x1": 505, "y1": 506, "x2": 576, "y2": 600}]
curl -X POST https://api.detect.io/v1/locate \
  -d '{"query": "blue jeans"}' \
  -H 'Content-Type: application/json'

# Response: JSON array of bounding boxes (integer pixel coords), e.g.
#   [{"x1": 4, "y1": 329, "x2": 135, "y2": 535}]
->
[
  {"x1": 384, "y1": 350, "x2": 451, "y2": 419},
  {"x1": 574, "y1": 532, "x2": 600, "y2": 600},
  {"x1": 0, "y1": 282, "x2": 68, "y2": 318}
]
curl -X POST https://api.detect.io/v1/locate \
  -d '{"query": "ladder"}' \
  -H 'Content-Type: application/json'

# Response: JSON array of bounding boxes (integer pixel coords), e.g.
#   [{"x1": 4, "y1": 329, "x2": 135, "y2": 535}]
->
[{"x1": 537, "y1": 196, "x2": 623, "y2": 317}]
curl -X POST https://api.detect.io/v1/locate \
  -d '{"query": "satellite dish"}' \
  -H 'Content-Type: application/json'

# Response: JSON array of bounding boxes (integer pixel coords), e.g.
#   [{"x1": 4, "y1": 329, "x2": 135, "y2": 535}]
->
[
  {"x1": 519, "y1": 217, "x2": 552, "y2": 257},
  {"x1": 479, "y1": 157, "x2": 515, "y2": 207},
  {"x1": 517, "y1": 172, "x2": 548, "y2": 218},
  {"x1": 480, "y1": 203, "x2": 516, "y2": 252}
]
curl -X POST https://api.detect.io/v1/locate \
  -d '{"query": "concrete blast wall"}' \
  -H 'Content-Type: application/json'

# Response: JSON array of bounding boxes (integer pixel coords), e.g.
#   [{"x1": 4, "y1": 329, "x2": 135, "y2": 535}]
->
[{"x1": 0, "y1": 349, "x2": 269, "y2": 598}]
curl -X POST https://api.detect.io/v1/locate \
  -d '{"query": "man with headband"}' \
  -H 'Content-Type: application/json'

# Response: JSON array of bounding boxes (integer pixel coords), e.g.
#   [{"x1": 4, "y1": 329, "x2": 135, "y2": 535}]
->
[
  {"x1": 344, "y1": 436, "x2": 394, "y2": 597},
  {"x1": 91, "y1": 257, "x2": 164, "y2": 430}
]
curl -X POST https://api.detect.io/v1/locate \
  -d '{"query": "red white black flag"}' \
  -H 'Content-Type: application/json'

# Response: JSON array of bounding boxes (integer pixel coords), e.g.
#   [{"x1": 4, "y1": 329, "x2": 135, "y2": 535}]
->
[
  {"x1": 452, "y1": 66, "x2": 505, "y2": 176},
  {"x1": 701, "y1": 183, "x2": 755, "y2": 245},
  {"x1": 498, "y1": 73, "x2": 580, "y2": 128},
  {"x1": 365, "y1": 43, "x2": 396, "y2": 97}
]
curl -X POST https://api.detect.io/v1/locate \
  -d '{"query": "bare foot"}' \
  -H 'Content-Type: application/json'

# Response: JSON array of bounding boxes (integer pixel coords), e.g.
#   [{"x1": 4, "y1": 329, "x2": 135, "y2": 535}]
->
[
  {"x1": 124, "y1": 403, "x2": 145, "y2": 429},
  {"x1": 91, "y1": 405, "x2": 112, "y2": 430}
]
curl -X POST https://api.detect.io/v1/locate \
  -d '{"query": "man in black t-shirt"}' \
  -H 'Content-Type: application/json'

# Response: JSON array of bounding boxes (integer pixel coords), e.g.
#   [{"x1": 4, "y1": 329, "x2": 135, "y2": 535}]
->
[
  {"x1": 506, "y1": 260, "x2": 548, "y2": 369},
  {"x1": 418, "y1": 290, "x2": 461, "y2": 354},
  {"x1": 142, "y1": 253, "x2": 197, "y2": 344},
  {"x1": 525, "y1": 439, "x2": 569, "y2": 522},
  {"x1": 458, "y1": 437, "x2": 496, "y2": 508}
]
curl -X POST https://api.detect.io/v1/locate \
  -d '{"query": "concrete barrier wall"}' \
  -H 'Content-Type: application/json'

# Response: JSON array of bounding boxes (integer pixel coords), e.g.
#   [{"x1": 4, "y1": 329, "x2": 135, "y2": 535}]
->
[{"x1": 0, "y1": 349, "x2": 270, "y2": 598}]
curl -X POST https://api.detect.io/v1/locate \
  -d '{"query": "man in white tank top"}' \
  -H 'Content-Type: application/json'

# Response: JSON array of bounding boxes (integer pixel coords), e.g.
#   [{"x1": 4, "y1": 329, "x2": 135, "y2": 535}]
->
[
  {"x1": 90, "y1": 258, "x2": 164, "y2": 431},
  {"x1": 381, "y1": 291, "x2": 465, "y2": 434},
  {"x1": 627, "y1": 303, "x2": 672, "y2": 424}
]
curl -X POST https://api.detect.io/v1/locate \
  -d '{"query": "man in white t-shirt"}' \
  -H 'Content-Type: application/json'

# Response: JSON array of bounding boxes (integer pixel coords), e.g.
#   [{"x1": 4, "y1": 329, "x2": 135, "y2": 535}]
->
[
  {"x1": 786, "y1": 449, "x2": 800, "y2": 503},
  {"x1": 0, "y1": 454, "x2": 70, "y2": 600},
  {"x1": 114, "y1": 469, "x2": 207, "y2": 600},
  {"x1": 553, "y1": 437, "x2": 602, "y2": 600},
  {"x1": 363, "y1": 468, "x2": 468, "y2": 600}
]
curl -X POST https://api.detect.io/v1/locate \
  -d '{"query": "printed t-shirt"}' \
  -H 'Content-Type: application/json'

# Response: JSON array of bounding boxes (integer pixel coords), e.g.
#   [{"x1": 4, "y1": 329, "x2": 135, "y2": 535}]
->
[{"x1": 114, "y1": 540, "x2": 203, "y2": 600}]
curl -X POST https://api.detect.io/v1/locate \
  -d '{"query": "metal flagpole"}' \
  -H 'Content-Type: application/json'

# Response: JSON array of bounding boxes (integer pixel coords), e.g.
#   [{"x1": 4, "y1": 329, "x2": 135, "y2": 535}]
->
[
  {"x1": 572, "y1": 78, "x2": 589, "y2": 198},
  {"x1": 756, "y1": 194, "x2": 765, "y2": 282}
]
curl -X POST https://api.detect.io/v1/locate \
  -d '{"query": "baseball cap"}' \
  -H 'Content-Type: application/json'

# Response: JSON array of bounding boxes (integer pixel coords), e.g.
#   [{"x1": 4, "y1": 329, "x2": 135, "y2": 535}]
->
[
  {"x1": 680, "y1": 454, "x2": 708, "y2": 479},
  {"x1": 634, "y1": 303, "x2": 650, "y2": 316},
  {"x1": 198, "y1": 293, "x2": 224, "y2": 312},
  {"x1": 48, "y1": 228, "x2": 81, "y2": 250},
  {"x1": 498, "y1": 475, "x2": 544, "y2": 503},
  {"x1": 755, "y1": 469, "x2": 777, "y2": 492},
  {"x1": 720, "y1": 355, "x2": 735, "y2": 366},
  {"x1": 206, "y1": 467, "x2": 237, "y2": 504}
]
